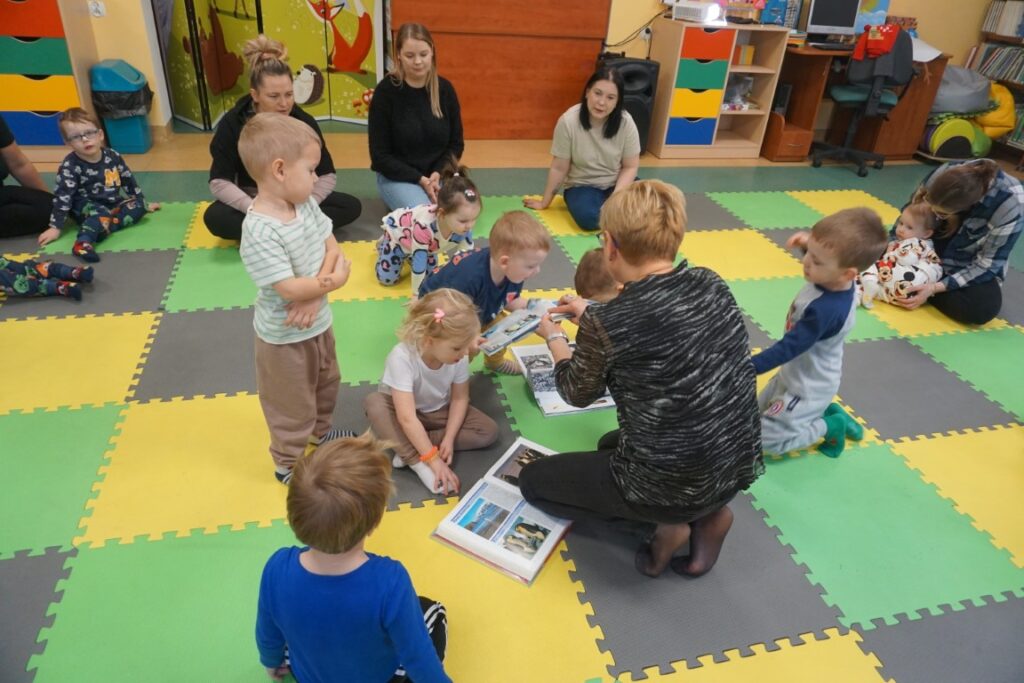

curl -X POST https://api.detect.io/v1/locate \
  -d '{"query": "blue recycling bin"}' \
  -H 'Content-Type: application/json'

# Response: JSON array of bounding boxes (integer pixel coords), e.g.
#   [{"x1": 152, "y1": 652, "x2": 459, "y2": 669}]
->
[{"x1": 90, "y1": 59, "x2": 152, "y2": 153}]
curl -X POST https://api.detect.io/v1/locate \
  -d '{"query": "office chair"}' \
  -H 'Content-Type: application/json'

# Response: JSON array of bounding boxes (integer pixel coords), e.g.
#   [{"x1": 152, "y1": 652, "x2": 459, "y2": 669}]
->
[{"x1": 811, "y1": 29, "x2": 916, "y2": 176}]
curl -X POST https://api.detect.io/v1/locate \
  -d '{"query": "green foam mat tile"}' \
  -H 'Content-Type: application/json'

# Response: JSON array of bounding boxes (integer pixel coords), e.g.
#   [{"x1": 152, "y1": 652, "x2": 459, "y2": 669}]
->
[
  {"x1": 331, "y1": 299, "x2": 407, "y2": 385},
  {"x1": 162, "y1": 247, "x2": 256, "y2": 313},
  {"x1": 749, "y1": 443, "x2": 1024, "y2": 629},
  {"x1": 28, "y1": 524, "x2": 297, "y2": 682},
  {"x1": 910, "y1": 327, "x2": 1024, "y2": 420},
  {"x1": 707, "y1": 191, "x2": 825, "y2": 229},
  {"x1": 493, "y1": 374, "x2": 618, "y2": 453},
  {"x1": 40, "y1": 202, "x2": 196, "y2": 255},
  {"x1": 555, "y1": 235, "x2": 600, "y2": 266},
  {"x1": 0, "y1": 405, "x2": 125, "y2": 557},
  {"x1": 475, "y1": 196, "x2": 539, "y2": 239}
]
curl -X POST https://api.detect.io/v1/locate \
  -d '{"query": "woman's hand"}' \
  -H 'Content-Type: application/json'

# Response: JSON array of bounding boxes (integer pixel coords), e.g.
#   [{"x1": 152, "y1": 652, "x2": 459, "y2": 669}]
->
[
  {"x1": 550, "y1": 295, "x2": 590, "y2": 324},
  {"x1": 419, "y1": 174, "x2": 440, "y2": 203},
  {"x1": 523, "y1": 195, "x2": 551, "y2": 211},
  {"x1": 537, "y1": 313, "x2": 564, "y2": 340},
  {"x1": 428, "y1": 457, "x2": 460, "y2": 495},
  {"x1": 893, "y1": 282, "x2": 940, "y2": 310}
]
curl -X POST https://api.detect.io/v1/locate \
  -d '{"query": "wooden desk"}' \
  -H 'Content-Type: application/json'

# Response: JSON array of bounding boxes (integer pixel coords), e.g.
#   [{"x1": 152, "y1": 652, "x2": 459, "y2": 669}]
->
[{"x1": 762, "y1": 46, "x2": 948, "y2": 161}]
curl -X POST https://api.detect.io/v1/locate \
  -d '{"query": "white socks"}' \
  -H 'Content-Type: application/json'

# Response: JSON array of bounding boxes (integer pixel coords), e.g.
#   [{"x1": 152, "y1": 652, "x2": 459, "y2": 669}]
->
[{"x1": 409, "y1": 461, "x2": 441, "y2": 493}]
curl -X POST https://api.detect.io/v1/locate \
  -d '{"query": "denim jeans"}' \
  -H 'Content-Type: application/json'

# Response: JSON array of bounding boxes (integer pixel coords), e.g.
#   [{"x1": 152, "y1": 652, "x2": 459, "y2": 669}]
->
[
  {"x1": 377, "y1": 173, "x2": 430, "y2": 212},
  {"x1": 563, "y1": 185, "x2": 614, "y2": 231}
]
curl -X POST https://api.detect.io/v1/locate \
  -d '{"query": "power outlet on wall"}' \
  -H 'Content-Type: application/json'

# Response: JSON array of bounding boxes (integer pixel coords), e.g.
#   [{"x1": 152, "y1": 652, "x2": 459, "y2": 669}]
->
[{"x1": 88, "y1": 0, "x2": 106, "y2": 17}]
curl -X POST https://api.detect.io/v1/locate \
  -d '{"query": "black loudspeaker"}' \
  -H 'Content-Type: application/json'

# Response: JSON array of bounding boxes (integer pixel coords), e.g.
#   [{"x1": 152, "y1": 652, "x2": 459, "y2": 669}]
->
[{"x1": 599, "y1": 57, "x2": 659, "y2": 154}]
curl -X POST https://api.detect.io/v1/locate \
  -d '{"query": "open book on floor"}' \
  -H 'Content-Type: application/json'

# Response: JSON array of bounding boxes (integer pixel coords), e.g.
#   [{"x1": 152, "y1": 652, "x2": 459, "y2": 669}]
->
[
  {"x1": 510, "y1": 344, "x2": 616, "y2": 417},
  {"x1": 432, "y1": 437, "x2": 570, "y2": 585},
  {"x1": 480, "y1": 299, "x2": 571, "y2": 356}
]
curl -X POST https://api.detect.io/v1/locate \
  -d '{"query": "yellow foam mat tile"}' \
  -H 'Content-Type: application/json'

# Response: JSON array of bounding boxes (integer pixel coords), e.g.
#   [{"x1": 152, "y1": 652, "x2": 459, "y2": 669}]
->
[
  {"x1": 367, "y1": 501, "x2": 613, "y2": 682},
  {"x1": 75, "y1": 393, "x2": 287, "y2": 548},
  {"x1": 3, "y1": 252, "x2": 39, "y2": 262},
  {"x1": 866, "y1": 302, "x2": 1008, "y2": 338},
  {"x1": 615, "y1": 629, "x2": 886, "y2": 683},
  {"x1": 0, "y1": 313, "x2": 159, "y2": 415},
  {"x1": 681, "y1": 230, "x2": 802, "y2": 281},
  {"x1": 889, "y1": 424, "x2": 1024, "y2": 567},
  {"x1": 788, "y1": 190, "x2": 902, "y2": 225},
  {"x1": 528, "y1": 195, "x2": 588, "y2": 236},
  {"x1": 183, "y1": 202, "x2": 239, "y2": 249},
  {"x1": 329, "y1": 240, "x2": 411, "y2": 303}
]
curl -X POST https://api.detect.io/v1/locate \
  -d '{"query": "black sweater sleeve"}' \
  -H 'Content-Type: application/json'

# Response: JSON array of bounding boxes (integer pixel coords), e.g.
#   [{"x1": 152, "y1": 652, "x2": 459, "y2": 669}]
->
[{"x1": 208, "y1": 115, "x2": 244, "y2": 184}]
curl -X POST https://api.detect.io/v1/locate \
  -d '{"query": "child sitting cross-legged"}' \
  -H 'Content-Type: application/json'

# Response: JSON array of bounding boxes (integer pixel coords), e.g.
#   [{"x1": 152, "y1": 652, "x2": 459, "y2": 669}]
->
[
  {"x1": 364, "y1": 288, "x2": 499, "y2": 495},
  {"x1": 376, "y1": 161, "x2": 480, "y2": 297},
  {"x1": 37, "y1": 108, "x2": 160, "y2": 262},
  {"x1": 256, "y1": 432, "x2": 451, "y2": 683},
  {"x1": 0, "y1": 256, "x2": 92, "y2": 301},
  {"x1": 418, "y1": 210, "x2": 553, "y2": 374}
]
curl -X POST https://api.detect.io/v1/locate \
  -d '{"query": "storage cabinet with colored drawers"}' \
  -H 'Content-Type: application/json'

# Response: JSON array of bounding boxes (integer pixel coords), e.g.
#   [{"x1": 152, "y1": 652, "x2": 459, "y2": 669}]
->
[{"x1": 648, "y1": 18, "x2": 788, "y2": 159}]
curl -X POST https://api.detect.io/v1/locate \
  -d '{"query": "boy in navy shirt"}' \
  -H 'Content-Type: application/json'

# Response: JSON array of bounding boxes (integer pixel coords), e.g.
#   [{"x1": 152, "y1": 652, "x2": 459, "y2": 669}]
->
[
  {"x1": 419, "y1": 210, "x2": 552, "y2": 373},
  {"x1": 751, "y1": 207, "x2": 888, "y2": 458},
  {"x1": 256, "y1": 432, "x2": 450, "y2": 682}
]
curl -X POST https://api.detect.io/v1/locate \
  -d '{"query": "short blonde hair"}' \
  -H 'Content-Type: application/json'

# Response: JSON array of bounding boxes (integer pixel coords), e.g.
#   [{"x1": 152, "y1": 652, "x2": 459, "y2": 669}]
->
[
  {"x1": 811, "y1": 207, "x2": 888, "y2": 271},
  {"x1": 58, "y1": 107, "x2": 101, "y2": 138},
  {"x1": 287, "y1": 431, "x2": 394, "y2": 554},
  {"x1": 238, "y1": 112, "x2": 320, "y2": 182},
  {"x1": 488, "y1": 211, "x2": 551, "y2": 257},
  {"x1": 903, "y1": 201, "x2": 938, "y2": 236},
  {"x1": 574, "y1": 248, "x2": 618, "y2": 302},
  {"x1": 398, "y1": 288, "x2": 480, "y2": 347},
  {"x1": 601, "y1": 180, "x2": 687, "y2": 263}
]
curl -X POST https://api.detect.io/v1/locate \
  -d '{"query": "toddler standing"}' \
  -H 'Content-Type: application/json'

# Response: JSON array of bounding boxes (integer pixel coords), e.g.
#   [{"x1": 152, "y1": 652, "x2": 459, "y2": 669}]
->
[
  {"x1": 365, "y1": 288, "x2": 499, "y2": 495},
  {"x1": 38, "y1": 108, "x2": 159, "y2": 262},
  {"x1": 238, "y1": 113, "x2": 352, "y2": 484}
]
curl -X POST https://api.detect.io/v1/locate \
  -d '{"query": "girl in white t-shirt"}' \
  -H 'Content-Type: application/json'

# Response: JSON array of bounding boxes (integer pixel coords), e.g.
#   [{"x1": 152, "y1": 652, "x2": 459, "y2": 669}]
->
[{"x1": 364, "y1": 288, "x2": 499, "y2": 494}]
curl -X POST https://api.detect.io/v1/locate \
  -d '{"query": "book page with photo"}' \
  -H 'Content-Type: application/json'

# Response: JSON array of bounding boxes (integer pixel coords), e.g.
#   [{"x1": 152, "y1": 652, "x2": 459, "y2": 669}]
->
[
  {"x1": 511, "y1": 344, "x2": 615, "y2": 417},
  {"x1": 480, "y1": 299, "x2": 571, "y2": 356}
]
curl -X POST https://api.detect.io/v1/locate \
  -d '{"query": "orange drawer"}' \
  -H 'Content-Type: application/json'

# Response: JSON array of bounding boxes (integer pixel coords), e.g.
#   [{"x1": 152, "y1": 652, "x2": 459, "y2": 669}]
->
[
  {"x1": 0, "y1": 0, "x2": 65, "y2": 38},
  {"x1": 670, "y1": 88, "x2": 724, "y2": 119},
  {"x1": 0, "y1": 74, "x2": 78, "y2": 111},
  {"x1": 681, "y1": 27, "x2": 735, "y2": 61}
]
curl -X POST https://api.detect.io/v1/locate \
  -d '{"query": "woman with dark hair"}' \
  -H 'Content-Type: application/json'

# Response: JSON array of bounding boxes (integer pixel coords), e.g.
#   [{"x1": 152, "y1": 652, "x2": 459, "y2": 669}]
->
[
  {"x1": 0, "y1": 114, "x2": 52, "y2": 239},
  {"x1": 524, "y1": 67, "x2": 641, "y2": 231},
  {"x1": 368, "y1": 23, "x2": 464, "y2": 211},
  {"x1": 204, "y1": 35, "x2": 361, "y2": 240},
  {"x1": 895, "y1": 159, "x2": 1022, "y2": 324}
]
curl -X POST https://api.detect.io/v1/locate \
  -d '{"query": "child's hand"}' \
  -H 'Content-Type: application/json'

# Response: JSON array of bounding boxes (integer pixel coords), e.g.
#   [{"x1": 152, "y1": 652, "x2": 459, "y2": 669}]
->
[
  {"x1": 523, "y1": 195, "x2": 550, "y2": 210},
  {"x1": 332, "y1": 253, "x2": 352, "y2": 288},
  {"x1": 438, "y1": 435, "x2": 456, "y2": 464},
  {"x1": 428, "y1": 457, "x2": 460, "y2": 495},
  {"x1": 38, "y1": 227, "x2": 61, "y2": 246},
  {"x1": 468, "y1": 336, "x2": 485, "y2": 361},
  {"x1": 785, "y1": 231, "x2": 810, "y2": 252},
  {"x1": 284, "y1": 298, "x2": 321, "y2": 329},
  {"x1": 148, "y1": 202, "x2": 161, "y2": 212},
  {"x1": 266, "y1": 663, "x2": 291, "y2": 681}
]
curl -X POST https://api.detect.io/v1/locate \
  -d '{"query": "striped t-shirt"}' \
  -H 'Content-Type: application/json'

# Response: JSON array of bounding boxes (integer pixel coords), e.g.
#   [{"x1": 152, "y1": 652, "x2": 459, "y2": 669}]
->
[{"x1": 240, "y1": 198, "x2": 333, "y2": 344}]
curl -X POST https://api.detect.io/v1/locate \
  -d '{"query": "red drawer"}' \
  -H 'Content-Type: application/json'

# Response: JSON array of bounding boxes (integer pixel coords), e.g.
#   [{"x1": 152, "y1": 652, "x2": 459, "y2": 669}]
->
[
  {"x1": 681, "y1": 27, "x2": 735, "y2": 61},
  {"x1": 0, "y1": 0, "x2": 65, "y2": 38}
]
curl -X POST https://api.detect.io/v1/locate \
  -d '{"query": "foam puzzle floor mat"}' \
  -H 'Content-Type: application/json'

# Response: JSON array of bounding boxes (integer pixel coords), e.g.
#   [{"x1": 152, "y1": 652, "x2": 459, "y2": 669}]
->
[{"x1": 1, "y1": 166, "x2": 1022, "y2": 682}]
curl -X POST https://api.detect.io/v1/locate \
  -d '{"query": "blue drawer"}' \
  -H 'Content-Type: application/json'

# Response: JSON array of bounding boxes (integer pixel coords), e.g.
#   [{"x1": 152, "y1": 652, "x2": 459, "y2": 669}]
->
[
  {"x1": 666, "y1": 117, "x2": 716, "y2": 145},
  {"x1": 2, "y1": 110, "x2": 64, "y2": 145}
]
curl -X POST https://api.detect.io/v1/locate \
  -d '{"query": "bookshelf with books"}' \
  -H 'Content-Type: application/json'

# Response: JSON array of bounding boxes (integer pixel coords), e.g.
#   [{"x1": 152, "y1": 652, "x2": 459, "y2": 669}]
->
[{"x1": 973, "y1": 2, "x2": 1024, "y2": 166}]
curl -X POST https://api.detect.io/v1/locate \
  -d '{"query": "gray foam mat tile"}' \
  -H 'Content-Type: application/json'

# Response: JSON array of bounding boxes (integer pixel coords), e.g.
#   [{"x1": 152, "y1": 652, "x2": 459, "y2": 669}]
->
[
  {"x1": 997, "y1": 267, "x2": 1024, "y2": 327},
  {"x1": 742, "y1": 312, "x2": 774, "y2": 350},
  {"x1": 525, "y1": 241, "x2": 577, "y2": 292},
  {"x1": 337, "y1": 196, "x2": 388, "y2": 243},
  {"x1": 0, "y1": 233, "x2": 44, "y2": 256},
  {"x1": 131, "y1": 307, "x2": 256, "y2": 402},
  {"x1": 684, "y1": 193, "x2": 749, "y2": 232},
  {"x1": 330, "y1": 375, "x2": 518, "y2": 509},
  {"x1": 0, "y1": 249, "x2": 180, "y2": 321},
  {"x1": 855, "y1": 593, "x2": 1024, "y2": 683},
  {"x1": 0, "y1": 548, "x2": 74, "y2": 683},
  {"x1": 562, "y1": 492, "x2": 844, "y2": 678},
  {"x1": 759, "y1": 227, "x2": 807, "y2": 259},
  {"x1": 838, "y1": 339, "x2": 1018, "y2": 440}
]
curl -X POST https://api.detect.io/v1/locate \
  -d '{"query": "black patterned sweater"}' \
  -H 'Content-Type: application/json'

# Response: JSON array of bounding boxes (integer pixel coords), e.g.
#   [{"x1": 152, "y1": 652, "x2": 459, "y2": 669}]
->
[{"x1": 553, "y1": 261, "x2": 764, "y2": 514}]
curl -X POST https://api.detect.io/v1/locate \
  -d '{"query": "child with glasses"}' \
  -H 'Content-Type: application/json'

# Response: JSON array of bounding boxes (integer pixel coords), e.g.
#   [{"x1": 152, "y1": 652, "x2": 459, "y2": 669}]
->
[{"x1": 37, "y1": 108, "x2": 159, "y2": 262}]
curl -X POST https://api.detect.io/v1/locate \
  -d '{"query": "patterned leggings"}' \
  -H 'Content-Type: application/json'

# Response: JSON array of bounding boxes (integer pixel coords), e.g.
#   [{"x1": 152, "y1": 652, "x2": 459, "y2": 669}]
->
[
  {"x1": 375, "y1": 236, "x2": 438, "y2": 286},
  {"x1": 76, "y1": 198, "x2": 147, "y2": 244},
  {"x1": 0, "y1": 258, "x2": 81, "y2": 297}
]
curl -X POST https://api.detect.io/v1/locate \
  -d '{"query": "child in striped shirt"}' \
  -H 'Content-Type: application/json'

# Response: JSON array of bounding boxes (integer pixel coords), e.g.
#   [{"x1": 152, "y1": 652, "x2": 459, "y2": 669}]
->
[{"x1": 238, "y1": 113, "x2": 352, "y2": 484}]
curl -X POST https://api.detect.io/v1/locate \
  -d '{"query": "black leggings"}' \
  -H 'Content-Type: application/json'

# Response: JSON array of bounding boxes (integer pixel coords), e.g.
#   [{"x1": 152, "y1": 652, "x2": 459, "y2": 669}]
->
[
  {"x1": 0, "y1": 184, "x2": 52, "y2": 238},
  {"x1": 518, "y1": 430, "x2": 700, "y2": 526},
  {"x1": 931, "y1": 279, "x2": 1002, "y2": 325},
  {"x1": 202, "y1": 191, "x2": 362, "y2": 240}
]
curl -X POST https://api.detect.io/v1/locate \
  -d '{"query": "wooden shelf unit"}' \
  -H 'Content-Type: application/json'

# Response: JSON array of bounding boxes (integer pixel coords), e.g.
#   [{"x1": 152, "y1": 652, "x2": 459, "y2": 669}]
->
[
  {"x1": 974, "y1": 30, "x2": 1024, "y2": 166},
  {"x1": 647, "y1": 18, "x2": 788, "y2": 159}
]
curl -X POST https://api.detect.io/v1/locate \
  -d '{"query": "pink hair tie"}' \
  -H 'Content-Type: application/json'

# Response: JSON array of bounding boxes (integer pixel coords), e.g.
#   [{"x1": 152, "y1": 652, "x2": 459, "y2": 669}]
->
[{"x1": 433, "y1": 308, "x2": 445, "y2": 323}]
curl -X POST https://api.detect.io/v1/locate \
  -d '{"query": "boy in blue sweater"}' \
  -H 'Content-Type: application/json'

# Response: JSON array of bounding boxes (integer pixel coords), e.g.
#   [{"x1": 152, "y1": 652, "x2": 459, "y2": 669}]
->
[
  {"x1": 256, "y1": 432, "x2": 451, "y2": 683},
  {"x1": 751, "y1": 207, "x2": 888, "y2": 458}
]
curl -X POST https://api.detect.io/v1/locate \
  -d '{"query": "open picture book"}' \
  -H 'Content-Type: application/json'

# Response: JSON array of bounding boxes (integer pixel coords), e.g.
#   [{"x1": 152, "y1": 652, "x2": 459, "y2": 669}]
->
[
  {"x1": 432, "y1": 437, "x2": 570, "y2": 585},
  {"x1": 479, "y1": 299, "x2": 570, "y2": 356},
  {"x1": 511, "y1": 344, "x2": 616, "y2": 417}
]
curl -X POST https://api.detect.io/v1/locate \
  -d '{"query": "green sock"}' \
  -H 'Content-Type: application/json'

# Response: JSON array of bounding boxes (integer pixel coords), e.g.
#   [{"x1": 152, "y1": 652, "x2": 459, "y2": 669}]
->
[
  {"x1": 817, "y1": 412, "x2": 847, "y2": 458},
  {"x1": 825, "y1": 403, "x2": 864, "y2": 441}
]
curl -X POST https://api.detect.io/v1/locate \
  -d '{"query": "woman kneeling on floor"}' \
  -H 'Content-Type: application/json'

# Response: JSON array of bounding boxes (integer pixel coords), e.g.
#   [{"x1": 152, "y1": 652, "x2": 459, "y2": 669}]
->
[{"x1": 519, "y1": 179, "x2": 764, "y2": 578}]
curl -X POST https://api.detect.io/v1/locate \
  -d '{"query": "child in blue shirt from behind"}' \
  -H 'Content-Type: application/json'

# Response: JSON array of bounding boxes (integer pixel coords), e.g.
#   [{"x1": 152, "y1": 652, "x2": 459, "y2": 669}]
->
[
  {"x1": 256, "y1": 432, "x2": 451, "y2": 683},
  {"x1": 751, "y1": 207, "x2": 888, "y2": 458}
]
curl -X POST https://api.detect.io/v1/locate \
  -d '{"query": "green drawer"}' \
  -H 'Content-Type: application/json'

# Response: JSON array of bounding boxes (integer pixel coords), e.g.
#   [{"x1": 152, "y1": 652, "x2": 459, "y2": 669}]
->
[
  {"x1": 0, "y1": 37, "x2": 72, "y2": 76},
  {"x1": 675, "y1": 59, "x2": 728, "y2": 91}
]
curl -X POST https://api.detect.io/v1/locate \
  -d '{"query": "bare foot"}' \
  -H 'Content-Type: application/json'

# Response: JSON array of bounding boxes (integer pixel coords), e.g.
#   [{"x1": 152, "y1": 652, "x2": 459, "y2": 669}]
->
[
  {"x1": 635, "y1": 522, "x2": 690, "y2": 578},
  {"x1": 670, "y1": 505, "x2": 734, "y2": 578}
]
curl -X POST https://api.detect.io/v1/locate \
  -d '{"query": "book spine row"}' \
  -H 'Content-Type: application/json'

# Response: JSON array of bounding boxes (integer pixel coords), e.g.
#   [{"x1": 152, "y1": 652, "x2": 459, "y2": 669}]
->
[
  {"x1": 974, "y1": 42, "x2": 1024, "y2": 85},
  {"x1": 983, "y1": 0, "x2": 1024, "y2": 38},
  {"x1": 1004, "y1": 103, "x2": 1024, "y2": 149}
]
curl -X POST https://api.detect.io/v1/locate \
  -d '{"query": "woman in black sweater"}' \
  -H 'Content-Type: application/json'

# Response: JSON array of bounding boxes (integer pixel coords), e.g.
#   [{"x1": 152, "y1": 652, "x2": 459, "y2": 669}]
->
[
  {"x1": 368, "y1": 23, "x2": 464, "y2": 211},
  {"x1": 522, "y1": 180, "x2": 764, "y2": 579},
  {"x1": 203, "y1": 35, "x2": 361, "y2": 240}
]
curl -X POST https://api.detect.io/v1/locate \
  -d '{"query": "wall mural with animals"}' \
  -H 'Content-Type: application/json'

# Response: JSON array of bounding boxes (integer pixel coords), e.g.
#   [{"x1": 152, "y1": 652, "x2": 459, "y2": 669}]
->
[{"x1": 159, "y1": 0, "x2": 383, "y2": 129}]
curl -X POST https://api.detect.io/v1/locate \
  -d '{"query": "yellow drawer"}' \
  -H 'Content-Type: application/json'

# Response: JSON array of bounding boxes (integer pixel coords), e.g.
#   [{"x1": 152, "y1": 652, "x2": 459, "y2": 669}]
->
[
  {"x1": 0, "y1": 74, "x2": 79, "y2": 111},
  {"x1": 669, "y1": 88, "x2": 723, "y2": 119}
]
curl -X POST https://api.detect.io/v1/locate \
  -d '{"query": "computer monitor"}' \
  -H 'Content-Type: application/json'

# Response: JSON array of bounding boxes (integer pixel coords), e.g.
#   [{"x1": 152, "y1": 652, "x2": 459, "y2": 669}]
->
[{"x1": 805, "y1": 0, "x2": 863, "y2": 36}]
